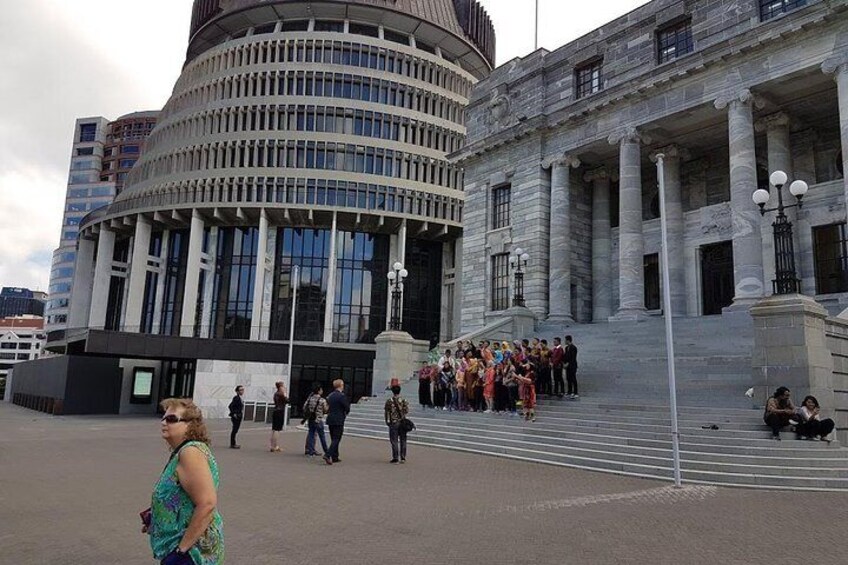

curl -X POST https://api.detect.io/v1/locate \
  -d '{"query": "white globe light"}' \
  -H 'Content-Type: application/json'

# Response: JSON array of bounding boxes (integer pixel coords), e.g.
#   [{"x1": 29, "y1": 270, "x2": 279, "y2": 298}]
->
[
  {"x1": 789, "y1": 179, "x2": 808, "y2": 198},
  {"x1": 387, "y1": 271, "x2": 396, "y2": 281},
  {"x1": 393, "y1": 261, "x2": 403, "y2": 271},
  {"x1": 521, "y1": 253, "x2": 530, "y2": 262},
  {"x1": 400, "y1": 269, "x2": 409, "y2": 278},
  {"x1": 515, "y1": 247, "x2": 524, "y2": 256},
  {"x1": 752, "y1": 189, "x2": 770, "y2": 206},
  {"x1": 508, "y1": 256, "x2": 517, "y2": 265},
  {"x1": 770, "y1": 170, "x2": 788, "y2": 188}
]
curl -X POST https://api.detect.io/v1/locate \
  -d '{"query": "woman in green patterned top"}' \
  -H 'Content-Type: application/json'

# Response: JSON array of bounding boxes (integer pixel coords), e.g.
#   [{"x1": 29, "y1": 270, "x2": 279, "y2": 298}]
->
[{"x1": 144, "y1": 398, "x2": 225, "y2": 564}]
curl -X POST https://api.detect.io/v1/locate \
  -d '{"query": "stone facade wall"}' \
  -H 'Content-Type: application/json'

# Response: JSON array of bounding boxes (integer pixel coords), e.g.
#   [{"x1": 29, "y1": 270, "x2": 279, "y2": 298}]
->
[
  {"x1": 825, "y1": 317, "x2": 848, "y2": 444},
  {"x1": 193, "y1": 360, "x2": 284, "y2": 419}
]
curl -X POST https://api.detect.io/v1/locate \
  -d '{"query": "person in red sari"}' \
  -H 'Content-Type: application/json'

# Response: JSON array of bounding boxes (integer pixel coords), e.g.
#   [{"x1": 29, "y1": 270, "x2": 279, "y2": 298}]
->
[{"x1": 515, "y1": 362, "x2": 536, "y2": 422}]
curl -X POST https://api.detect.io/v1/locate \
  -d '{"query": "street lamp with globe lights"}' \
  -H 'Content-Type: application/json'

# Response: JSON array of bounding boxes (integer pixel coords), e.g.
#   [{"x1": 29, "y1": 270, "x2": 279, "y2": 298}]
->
[
  {"x1": 387, "y1": 261, "x2": 408, "y2": 330},
  {"x1": 752, "y1": 170, "x2": 809, "y2": 295},
  {"x1": 509, "y1": 248, "x2": 530, "y2": 307}
]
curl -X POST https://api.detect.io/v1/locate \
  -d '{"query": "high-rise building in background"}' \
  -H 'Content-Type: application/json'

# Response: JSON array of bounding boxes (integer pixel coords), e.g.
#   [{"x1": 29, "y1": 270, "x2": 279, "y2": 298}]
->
[
  {"x1": 36, "y1": 0, "x2": 494, "y2": 417},
  {"x1": 0, "y1": 288, "x2": 46, "y2": 318},
  {"x1": 0, "y1": 316, "x2": 46, "y2": 381},
  {"x1": 45, "y1": 112, "x2": 158, "y2": 333}
]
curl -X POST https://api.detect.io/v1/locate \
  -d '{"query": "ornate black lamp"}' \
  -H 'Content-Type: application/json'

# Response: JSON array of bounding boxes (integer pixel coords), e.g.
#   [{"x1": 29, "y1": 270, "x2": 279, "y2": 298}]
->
[
  {"x1": 387, "y1": 261, "x2": 408, "y2": 330},
  {"x1": 509, "y1": 248, "x2": 530, "y2": 307}
]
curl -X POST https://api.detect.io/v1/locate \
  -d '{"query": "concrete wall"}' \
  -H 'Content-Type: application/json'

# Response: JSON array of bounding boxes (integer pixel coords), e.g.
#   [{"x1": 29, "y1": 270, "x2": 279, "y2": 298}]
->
[
  {"x1": 825, "y1": 317, "x2": 848, "y2": 444},
  {"x1": 10, "y1": 356, "x2": 122, "y2": 415}
]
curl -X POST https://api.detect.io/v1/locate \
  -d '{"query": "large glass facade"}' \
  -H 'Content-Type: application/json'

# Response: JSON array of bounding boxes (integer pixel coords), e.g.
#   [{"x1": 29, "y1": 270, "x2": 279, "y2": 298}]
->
[
  {"x1": 402, "y1": 239, "x2": 442, "y2": 341},
  {"x1": 333, "y1": 232, "x2": 389, "y2": 343},
  {"x1": 210, "y1": 227, "x2": 259, "y2": 339},
  {"x1": 160, "y1": 230, "x2": 189, "y2": 336}
]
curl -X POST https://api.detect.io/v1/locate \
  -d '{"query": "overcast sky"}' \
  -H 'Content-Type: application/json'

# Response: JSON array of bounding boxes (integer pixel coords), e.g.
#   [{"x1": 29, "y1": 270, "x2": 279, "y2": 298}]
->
[{"x1": 0, "y1": 0, "x2": 649, "y2": 292}]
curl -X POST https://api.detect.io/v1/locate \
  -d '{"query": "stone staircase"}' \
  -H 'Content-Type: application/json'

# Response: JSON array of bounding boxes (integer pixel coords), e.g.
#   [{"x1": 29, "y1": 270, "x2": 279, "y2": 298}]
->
[
  {"x1": 346, "y1": 398, "x2": 848, "y2": 491},
  {"x1": 346, "y1": 315, "x2": 848, "y2": 490}
]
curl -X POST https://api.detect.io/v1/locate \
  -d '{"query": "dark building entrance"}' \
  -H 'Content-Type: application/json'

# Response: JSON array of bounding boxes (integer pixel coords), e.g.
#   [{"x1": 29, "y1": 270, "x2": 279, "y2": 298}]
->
[{"x1": 701, "y1": 241, "x2": 734, "y2": 315}]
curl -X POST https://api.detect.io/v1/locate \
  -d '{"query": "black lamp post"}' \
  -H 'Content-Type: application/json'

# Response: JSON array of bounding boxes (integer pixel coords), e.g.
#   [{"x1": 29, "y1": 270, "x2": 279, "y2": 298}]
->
[
  {"x1": 387, "y1": 261, "x2": 408, "y2": 330},
  {"x1": 752, "y1": 170, "x2": 809, "y2": 295},
  {"x1": 509, "y1": 248, "x2": 530, "y2": 307}
]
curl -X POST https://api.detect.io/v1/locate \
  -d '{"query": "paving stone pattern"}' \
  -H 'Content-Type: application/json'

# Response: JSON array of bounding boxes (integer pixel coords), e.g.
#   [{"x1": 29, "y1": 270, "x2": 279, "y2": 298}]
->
[{"x1": 2, "y1": 404, "x2": 847, "y2": 564}]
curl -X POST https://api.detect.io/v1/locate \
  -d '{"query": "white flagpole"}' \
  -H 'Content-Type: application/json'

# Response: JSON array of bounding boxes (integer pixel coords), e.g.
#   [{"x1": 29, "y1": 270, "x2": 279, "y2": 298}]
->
[
  {"x1": 656, "y1": 154, "x2": 683, "y2": 488},
  {"x1": 534, "y1": 0, "x2": 540, "y2": 50}
]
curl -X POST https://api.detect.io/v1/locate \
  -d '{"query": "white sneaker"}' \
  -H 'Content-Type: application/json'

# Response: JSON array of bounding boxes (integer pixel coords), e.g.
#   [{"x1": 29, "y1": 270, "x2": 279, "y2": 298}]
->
[
  {"x1": 789, "y1": 419, "x2": 799, "y2": 426},
  {"x1": 484, "y1": 410, "x2": 491, "y2": 414}
]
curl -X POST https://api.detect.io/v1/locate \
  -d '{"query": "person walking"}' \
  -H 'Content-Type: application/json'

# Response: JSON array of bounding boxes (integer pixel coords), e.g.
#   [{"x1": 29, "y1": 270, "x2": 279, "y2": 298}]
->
[
  {"x1": 551, "y1": 337, "x2": 565, "y2": 399},
  {"x1": 269, "y1": 381, "x2": 288, "y2": 453},
  {"x1": 303, "y1": 383, "x2": 330, "y2": 458},
  {"x1": 325, "y1": 379, "x2": 350, "y2": 464},
  {"x1": 384, "y1": 384, "x2": 410, "y2": 464},
  {"x1": 144, "y1": 398, "x2": 224, "y2": 564},
  {"x1": 564, "y1": 335, "x2": 579, "y2": 400},
  {"x1": 228, "y1": 385, "x2": 244, "y2": 449}
]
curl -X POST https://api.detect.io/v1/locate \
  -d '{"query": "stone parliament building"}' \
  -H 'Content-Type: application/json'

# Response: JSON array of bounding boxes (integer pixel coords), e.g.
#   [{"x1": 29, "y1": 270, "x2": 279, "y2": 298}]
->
[{"x1": 454, "y1": 0, "x2": 848, "y2": 333}]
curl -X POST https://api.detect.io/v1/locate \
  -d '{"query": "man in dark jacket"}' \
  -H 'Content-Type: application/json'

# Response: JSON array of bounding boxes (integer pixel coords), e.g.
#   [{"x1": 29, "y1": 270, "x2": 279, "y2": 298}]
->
[
  {"x1": 325, "y1": 379, "x2": 351, "y2": 464},
  {"x1": 228, "y1": 385, "x2": 245, "y2": 448},
  {"x1": 564, "y1": 335, "x2": 579, "y2": 400}
]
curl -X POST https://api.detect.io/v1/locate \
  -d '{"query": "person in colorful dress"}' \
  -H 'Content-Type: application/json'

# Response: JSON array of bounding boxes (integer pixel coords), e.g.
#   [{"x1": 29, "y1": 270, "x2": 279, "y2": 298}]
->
[
  {"x1": 145, "y1": 398, "x2": 224, "y2": 564},
  {"x1": 515, "y1": 362, "x2": 537, "y2": 422}
]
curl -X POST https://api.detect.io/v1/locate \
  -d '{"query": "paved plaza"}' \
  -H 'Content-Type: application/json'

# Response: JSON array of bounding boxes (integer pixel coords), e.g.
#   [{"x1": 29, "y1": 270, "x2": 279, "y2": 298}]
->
[{"x1": 1, "y1": 403, "x2": 847, "y2": 564}]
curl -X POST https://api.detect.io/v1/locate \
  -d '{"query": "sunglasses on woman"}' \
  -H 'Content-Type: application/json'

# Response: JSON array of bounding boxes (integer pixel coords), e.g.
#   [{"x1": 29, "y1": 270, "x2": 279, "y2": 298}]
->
[{"x1": 161, "y1": 414, "x2": 191, "y2": 424}]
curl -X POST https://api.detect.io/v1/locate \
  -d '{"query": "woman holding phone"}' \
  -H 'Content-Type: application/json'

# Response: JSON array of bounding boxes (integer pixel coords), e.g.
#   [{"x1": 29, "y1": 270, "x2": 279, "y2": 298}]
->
[{"x1": 142, "y1": 398, "x2": 224, "y2": 564}]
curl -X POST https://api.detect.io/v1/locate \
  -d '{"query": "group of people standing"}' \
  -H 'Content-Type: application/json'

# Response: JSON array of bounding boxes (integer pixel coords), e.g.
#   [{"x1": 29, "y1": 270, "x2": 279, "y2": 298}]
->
[{"x1": 418, "y1": 336, "x2": 579, "y2": 422}]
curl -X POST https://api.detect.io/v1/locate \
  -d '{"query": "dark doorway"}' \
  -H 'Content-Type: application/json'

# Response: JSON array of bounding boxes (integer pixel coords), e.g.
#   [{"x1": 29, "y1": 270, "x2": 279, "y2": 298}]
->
[
  {"x1": 158, "y1": 360, "x2": 196, "y2": 407},
  {"x1": 701, "y1": 242, "x2": 734, "y2": 315},
  {"x1": 644, "y1": 254, "x2": 660, "y2": 311}
]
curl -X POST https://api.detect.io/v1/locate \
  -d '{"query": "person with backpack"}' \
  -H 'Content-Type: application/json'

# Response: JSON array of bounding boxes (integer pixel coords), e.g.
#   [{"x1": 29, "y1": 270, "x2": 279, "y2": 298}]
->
[
  {"x1": 384, "y1": 384, "x2": 411, "y2": 464},
  {"x1": 302, "y1": 383, "x2": 330, "y2": 459}
]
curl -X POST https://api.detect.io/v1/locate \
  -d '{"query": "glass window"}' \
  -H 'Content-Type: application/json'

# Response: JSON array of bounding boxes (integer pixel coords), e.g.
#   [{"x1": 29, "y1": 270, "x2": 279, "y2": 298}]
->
[
  {"x1": 160, "y1": 230, "x2": 189, "y2": 336},
  {"x1": 121, "y1": 145, "x2": 140, "y2": 154},
  {"x1": 401, "y1": 239, "x2": 442, "y2": 341},
  {"x1": 491, "y1": 254, "x2": 510, "y2": 312},
  {"x1": 280, "y1": 20, "x2": 309, "y2": 32},
  {"x1": 760, "y1": 0, "x2": 806, "y2": 21},
  {"x1": 657, "y1": 19, "x2": 694, "y2": 63},
  {"x1": 79, "y1": 123, "x2": 97, "y2": 142},
  {"x1": 76, "y1": 147, "x2": 94, "y2": 156},
  {"x1": 210, "y1": 227, "x2": 258, "y2": 339},
  {"x1": 575, "y1": 59, "x2": 603, "y2": 99},
  {"x1": 349, "y1": 22, "x2": 379, "y2": 38},
  {"x1": 383, "y1": 29, "x2": 409, "y2": 45},
  {"x1": 813, "y1": 223, "x2": 848, "y2": 295},
  {"x1": 491, "y1": 185, "x2": 511, "y2": 229},
  {"x1": 644, "y1": 254, "x2": 661, "y2": 310},
  {"x1": 91, "y1": 186, "x2": 114, "y2": 197},
  {"x1": 69, "y1": 172, "x2": 93, "y2": 184},
  {"x1": 332, "y1": 231, "x2": 390, "y2": 343},
  {"x1": 314, "y1": 20, "x2": 344, "y2": 32}
]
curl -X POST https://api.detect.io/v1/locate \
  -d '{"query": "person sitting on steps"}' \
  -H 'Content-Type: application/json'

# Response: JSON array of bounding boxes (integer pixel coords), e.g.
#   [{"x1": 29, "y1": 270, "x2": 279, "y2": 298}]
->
[
  {"x1": 764, "y1": 386, "x2": 795, "y2": 440},
  {"x1": 795, "y1": 395, "x2": 836, "y2": 442}
]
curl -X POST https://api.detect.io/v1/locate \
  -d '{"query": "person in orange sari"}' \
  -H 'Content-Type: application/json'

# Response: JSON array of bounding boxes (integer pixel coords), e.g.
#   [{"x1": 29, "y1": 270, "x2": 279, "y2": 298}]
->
[
  {"x1": 515, "y1": 362, "x2": 536, "y2": 422},
  {"x1": 483, "y1": 361, "x2": 496, "y2": 413}
]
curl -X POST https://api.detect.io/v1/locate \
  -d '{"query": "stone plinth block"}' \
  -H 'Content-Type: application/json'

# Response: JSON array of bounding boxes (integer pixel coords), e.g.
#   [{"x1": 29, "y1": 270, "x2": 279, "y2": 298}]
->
[
  {"x1": 750, "y1": 294, "x2": 835, "y2": 425},
  {"x1": 505, "y1": 306, "x2": 537, "y2": 339},
  {"x1": 374, "y1": 330, "x2": 416, "y2": 393}
]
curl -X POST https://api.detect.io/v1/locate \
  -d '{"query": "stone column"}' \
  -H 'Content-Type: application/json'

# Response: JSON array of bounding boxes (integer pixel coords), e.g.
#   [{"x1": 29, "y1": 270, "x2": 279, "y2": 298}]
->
[
  {"x1": 822, "y1": 57, "x2": 848, "y2": 217},
  {"x1": 609, "y1": 127, "x2": 650, "y2": 321},
  {"x1": 586, "y1": 167, "x2": 613, "y2": 322},
  {"x1": 179, "y1": 211, "x2": 205, "y2": 337},
  {"x1": 67, "y1": 236, "x2": 96, "y2": 329},
  {"x1": 89, "y1": 227, "x2": 115, "y2": 329},
  {"x1": 650, "y1": 145, "x2": 688, "y2": 316},
  {"x1": 715, "y1": 89, "x2": 765, "y2": 309},
  {"x1": 756, "y1": 112, "x2": 796, "y2": 296},
  {"x1": 250, "y1": 210, "x2": 269, "y2": 341},
  {"x1": 546, "y1": 154, "x2": 581, "y2": 323},
  {"x1": 323, "y1": 212, "x2": 339, "y2": 343},
  {"x1": 124, "y1": 216, "x2": 152, "y2": 333}
]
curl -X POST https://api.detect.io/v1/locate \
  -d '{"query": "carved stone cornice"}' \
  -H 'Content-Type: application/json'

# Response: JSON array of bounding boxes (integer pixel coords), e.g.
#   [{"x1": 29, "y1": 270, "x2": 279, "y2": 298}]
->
[
  {"x1": 542, "y1": 153, "x2": 581, "y2": 170},
  {"x1": 608, "y1": 126, "x2": 651, "y2": 146},
  {"x1": 650, "y1": 144, "x2": 690, "y2": 163},
  {"x1": 714, "y1": 88, "x2": 767, "y2": 111},
  {"x1": 822, "y1": 52, "x2": 848, "y2": 79},
  {"x1": 583, "y1": 167, "x2": 610, "y2": 183},
  {"x1": 755, "y1": 111, "x2": 793, "y2": 133}
]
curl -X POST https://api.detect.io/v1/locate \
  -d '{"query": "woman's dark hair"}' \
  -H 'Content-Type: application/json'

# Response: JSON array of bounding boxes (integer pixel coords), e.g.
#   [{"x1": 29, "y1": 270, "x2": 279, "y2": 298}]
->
[
  {"x1": 391, "y1": 385, "x2": 402, "y2": 395},
  {"x1": 802, "y1": 395, "x2": 819, "y2": 408},
  {"x1": 312, "y1": 382, "x2": 323, "y2": 394},
  {"x1": 234, "y1": 385, "x2": 243, "y2": 392},
  {"x1": 773, "y1": 386, "x2": 790, "y2": 398}
]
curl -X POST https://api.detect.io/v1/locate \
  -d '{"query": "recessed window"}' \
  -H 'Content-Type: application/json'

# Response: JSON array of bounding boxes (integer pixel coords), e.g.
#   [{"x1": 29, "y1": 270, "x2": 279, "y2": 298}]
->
[
  {"x1": 314, "y1": 20, "x2": 344, "y2": 33},
  {"x1": 575, "y1": 59, "x2": 603, "y2": 99},
  {"x1": 814, "y1": 223, "x2": 848, "y2": 294},
  {"x1": 76, "y1": 147, "x2": 94, "y2": 156},
  {"x1": 657, "y1": 19, "x2": 693, "y2": 63},
  {"x1": 121, "y1": 145, "x2": 140, "y2": 154},
  {"x1": 349, "y1": 22, "x2": 379, "y2": 38},
  {"x1": 254, "y1": 23, "x2": 277, "y2": 35},
  {"x1": 491, "y1": 254, "x2": 510, "y2": 312},
  {"x1": 79, "y1": 123, "x2": 97, "y2": 143},
  {"x1": 280, "y1": 20, "x2": 309, "y2": 32},
  {"x1": 759, "y1": 0, "x2": 807, "y2": 21},
  {"x1": 491, "y1": 185, "x2": 511, "y2": 230},
  {"x1": 383, "y1": 29, "x2": 410, "y2": 45}
]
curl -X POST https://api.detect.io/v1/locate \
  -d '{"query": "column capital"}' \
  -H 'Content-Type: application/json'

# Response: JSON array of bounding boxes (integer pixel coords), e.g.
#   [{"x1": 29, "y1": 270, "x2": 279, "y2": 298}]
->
[
  {"x1": 822, "y1": 53, "x2": 848, "y2": 79},
  {"x1": 714, "y1": 88, "x2": 766, "y2": 111},
  {"x1": 754, "y1": 111, "x2": 793, "y2": 133},
  {"x1": 542, "y1": 153, "x2": 581, "y2": 170},
  {"x1": 583, "y1": 166, "x2": 610, "y2": 183},
  {"x1": 608, "y1": 126, "x2": 651, "y2": 146},
  {"x1": 649, "y1": 144, "x2": 690, "y2": 163}
]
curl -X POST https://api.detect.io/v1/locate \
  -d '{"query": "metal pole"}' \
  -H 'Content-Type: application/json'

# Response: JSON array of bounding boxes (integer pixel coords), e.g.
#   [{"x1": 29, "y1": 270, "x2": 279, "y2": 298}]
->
[
  {"x1": 285, "y1": 265, "x2": 298, "y2": 425},
  {"x1": 534, "y1": 0, "x2": 540, "y2": 50},
  {"x1": 655, "y1": 154, "x2": 683, "y2": 488}
]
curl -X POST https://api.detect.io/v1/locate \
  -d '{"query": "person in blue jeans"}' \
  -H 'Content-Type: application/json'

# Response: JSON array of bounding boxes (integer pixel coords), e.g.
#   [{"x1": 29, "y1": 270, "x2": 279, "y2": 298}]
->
[{"x1": 303, "y1": 382, "x2": 330, "y2": 458}]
